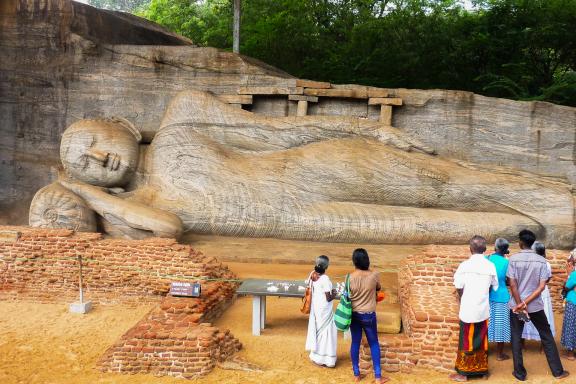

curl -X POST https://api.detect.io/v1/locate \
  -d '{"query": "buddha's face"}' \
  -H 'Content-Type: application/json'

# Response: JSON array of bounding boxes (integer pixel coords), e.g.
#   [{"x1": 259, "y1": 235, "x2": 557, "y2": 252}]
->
[{"x1": 60, "y1": 119, "x2": 141, "y2": 187}]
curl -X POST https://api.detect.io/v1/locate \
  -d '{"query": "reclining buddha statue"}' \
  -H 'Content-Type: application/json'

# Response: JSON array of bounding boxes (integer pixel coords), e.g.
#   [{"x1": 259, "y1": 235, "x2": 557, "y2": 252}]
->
[{"x1": 29, "y1": 89, "x2": 575, "y2": 247}]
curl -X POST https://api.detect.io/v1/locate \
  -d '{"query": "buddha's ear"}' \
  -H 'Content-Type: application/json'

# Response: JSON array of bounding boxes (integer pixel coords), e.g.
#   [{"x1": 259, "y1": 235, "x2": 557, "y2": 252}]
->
[{"x1": 109, "y1": 117, "x2": 142, "y2": 143}]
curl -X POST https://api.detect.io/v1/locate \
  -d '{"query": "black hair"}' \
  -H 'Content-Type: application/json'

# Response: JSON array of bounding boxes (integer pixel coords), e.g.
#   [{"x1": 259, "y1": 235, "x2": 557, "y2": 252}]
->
[
  {"x1": 469, "y1": 235, "x2": 487, "y2": 254},
  {"x1": 533, "y1": 241, "x2": 546, "y2": 258},
  {"x1": 314, "y1": 255, "x2": 329, "y2": 274},
  {"x1": 352, "y1": 248, "x2": 370, "y2": 270},
  {"x1": 518, "y1": 229, "x2": 536, "y2": 248},
  {"x1": 494, "y1": 238, "x2": 510, "y2": 255}
]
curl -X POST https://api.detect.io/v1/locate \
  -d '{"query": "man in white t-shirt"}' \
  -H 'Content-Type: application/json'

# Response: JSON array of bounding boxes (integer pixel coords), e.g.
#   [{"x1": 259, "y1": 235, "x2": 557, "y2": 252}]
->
[{"x1": 449, "y1": 235, "x2": 498, "y2": 382}]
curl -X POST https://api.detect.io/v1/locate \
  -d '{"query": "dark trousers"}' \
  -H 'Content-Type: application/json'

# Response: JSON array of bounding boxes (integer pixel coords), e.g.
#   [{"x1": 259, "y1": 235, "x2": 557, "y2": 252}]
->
[
  {"x1": 350, "y1": 312, "x2": 381, "y2": 379},
  {"x1": 510, "y1": 309, "x2": 564, "y2": 379}
]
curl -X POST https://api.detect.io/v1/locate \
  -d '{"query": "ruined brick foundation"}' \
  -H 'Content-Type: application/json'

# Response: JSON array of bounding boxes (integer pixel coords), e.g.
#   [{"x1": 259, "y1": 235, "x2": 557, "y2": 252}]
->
[
  {"x1": 0, "y1": 226, "x2": 241, "y2": 379},
  {"x1": 360, "y1": 245, "x2": 570, "y2": 374}
]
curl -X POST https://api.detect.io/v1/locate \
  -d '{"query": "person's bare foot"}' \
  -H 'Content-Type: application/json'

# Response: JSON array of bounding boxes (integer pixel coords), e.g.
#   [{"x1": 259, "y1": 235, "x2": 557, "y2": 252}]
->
[
  {"x1": 563, "y1": 352, "x2": 576, "y2": 361},
  {"x1": 449, "y1": 373, "x2": 467, "y2": 382},
  {"x1": 375, "y1": 377, "x2": 390, "y2": 384},
  {"x1": 555, "y1": 371, "x2": 570, "y2": 380},
  {"x1": 497, "y1": 353, "x2": 510, "y2": 361},
  {"x1": 353, "y1": 375, "x2": 363, "y2": 383}
]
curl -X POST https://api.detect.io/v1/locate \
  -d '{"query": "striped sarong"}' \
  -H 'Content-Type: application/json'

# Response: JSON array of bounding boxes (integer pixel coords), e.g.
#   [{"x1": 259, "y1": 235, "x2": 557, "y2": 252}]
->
[
  {"x1": 488, "y1": 301, "x2": 511, "y2": 342},
  {"x1": 455, "y1": 319, "x2": 489, "y2": 377}
]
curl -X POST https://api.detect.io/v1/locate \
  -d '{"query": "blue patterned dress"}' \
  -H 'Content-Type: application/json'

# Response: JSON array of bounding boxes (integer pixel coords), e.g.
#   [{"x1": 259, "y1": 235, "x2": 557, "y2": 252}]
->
[
  {"x1": 487, "y1": 253, "x2": 511, "y2": 342},
  {"x1": 561, "y1": 271, "x2": 576, "y2": 351}
]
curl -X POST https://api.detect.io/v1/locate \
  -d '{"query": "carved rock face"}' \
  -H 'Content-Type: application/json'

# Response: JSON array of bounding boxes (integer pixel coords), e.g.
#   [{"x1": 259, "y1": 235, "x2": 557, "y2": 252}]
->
[{"x1": 60, "y1": 119, "x2": 141, "y2": 187}]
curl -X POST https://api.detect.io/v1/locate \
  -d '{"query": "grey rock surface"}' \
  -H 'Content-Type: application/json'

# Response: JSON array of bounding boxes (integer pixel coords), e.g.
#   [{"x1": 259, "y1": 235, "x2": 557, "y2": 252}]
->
[{"x1": 2, "y1": 0, "x2": 575, "y2": 240}]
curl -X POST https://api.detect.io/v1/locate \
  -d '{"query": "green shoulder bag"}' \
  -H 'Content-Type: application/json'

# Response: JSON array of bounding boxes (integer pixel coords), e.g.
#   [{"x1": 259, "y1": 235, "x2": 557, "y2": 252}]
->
[{"x1": 334, "y1": 274, "x2": 352, "y2": 331}]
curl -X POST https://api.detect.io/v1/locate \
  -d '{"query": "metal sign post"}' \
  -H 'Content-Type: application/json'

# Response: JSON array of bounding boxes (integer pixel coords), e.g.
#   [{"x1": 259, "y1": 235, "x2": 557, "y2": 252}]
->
[{"x1": 69, "y1": 254, "x2": 92, "y2": 314}]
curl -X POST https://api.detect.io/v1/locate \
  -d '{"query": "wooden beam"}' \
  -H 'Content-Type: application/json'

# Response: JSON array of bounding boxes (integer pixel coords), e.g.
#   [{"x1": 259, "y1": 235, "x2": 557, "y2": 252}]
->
[
  {"x1": 367, "y1": 88, "x2": 389, "y2": 98},
  {"x1": 238, "y1": 86, "x2": 304, "y2": 95},
  {"x1": 295, "y1": 79, "x2": 331, "y2": 89},
  {"x1": 288, "y1": 94, "x2": 318, "y2": 102},
  {"x1": 368, "y1": 97, "x2": 403, "y2": 106},
  {"x1": 304, "y1": 87, "x2": 389, "y2": 99},
  {"x1": 304, "y1": 88, "x2": 369, "y2": 99},
  {"x1": 218, "y1": 94, "x2": 253, "y2": 105}
]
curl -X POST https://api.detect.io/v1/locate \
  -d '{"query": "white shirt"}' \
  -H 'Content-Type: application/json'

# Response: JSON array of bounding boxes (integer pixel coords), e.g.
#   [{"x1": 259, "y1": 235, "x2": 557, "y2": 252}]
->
[{"x1": 454, "y1": 254, "x2": 498, "y2": 323}]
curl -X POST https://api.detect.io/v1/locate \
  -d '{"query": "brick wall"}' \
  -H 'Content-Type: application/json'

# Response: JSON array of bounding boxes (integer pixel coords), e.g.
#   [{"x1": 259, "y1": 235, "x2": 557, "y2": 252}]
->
[
  {"x1": 360, "y1": 245, "x2": 570, "y2": 374},
  {"x1": 0, "y1": 225, "x2": 236, "y2": 304},
  {"x1": 0, "y1": 225, "x2": 242, "y2": 379}
]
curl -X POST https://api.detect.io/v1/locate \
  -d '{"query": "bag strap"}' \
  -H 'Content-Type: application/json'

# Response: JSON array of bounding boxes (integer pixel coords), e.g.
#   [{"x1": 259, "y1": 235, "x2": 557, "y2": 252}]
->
[{"x1": 345, "y1": 274, "x2": 350, "y2": 296}]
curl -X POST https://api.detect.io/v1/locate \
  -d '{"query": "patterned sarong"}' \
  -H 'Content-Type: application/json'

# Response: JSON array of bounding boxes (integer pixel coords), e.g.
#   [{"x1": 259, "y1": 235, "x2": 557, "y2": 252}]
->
[
  {"x1": 455, "y1": 319, "x2": 489, "y2": 377},
  {"x1": 561, "y1": 302, "x2": 576, "y2": 351}
]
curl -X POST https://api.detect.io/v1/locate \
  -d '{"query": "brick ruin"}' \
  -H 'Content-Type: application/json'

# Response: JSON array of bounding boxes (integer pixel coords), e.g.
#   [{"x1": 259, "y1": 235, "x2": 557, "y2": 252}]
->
[
  {"x1": 360, "y1": 245, "x2": 570, "y2": 374},
  {"x1": 97, "y1": 294, "x2": 241, "y2": 379},
  {"x1": 0, "y1": 225, "x2": 241, "y2": 379}
]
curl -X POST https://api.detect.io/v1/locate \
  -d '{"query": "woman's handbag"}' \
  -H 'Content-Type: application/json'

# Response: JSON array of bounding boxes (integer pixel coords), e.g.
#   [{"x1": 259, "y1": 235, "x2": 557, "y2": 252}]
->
[
  {"x1": 300, "y1": 273, "x2": 313, "y2": 314},
  {"x1": 334, "y1": 274, "x2": 353, "y2": 331}
]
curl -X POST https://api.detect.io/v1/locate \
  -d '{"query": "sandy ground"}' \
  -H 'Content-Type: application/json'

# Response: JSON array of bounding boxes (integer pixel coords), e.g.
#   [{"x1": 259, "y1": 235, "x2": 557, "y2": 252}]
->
[
  {"x1": 1, "y1": 238, "x2": 576, "y2": 383},
  {"x1": 184, "y1": 234, "x2": 422, "y2": 270}
]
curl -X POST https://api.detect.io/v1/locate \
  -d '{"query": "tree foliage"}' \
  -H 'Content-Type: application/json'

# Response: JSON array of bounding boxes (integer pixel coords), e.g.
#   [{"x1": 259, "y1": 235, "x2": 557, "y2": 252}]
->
[
  {"x1": 137, "y1": 0, "x2": 576, "y2": 106},
  {"x1": 88, "y1": 0, "x2": 150, "y2": 13}
]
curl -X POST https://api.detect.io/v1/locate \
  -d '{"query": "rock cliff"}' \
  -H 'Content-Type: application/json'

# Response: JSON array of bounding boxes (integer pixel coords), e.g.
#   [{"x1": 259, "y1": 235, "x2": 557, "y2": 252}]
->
[{"x1": 1, "y1": 0, "x2": 575, "y2": 229}]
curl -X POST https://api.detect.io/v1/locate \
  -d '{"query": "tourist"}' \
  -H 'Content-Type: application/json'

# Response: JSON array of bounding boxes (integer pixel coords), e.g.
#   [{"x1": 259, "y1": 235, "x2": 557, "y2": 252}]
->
[
  {"x1": 487, "y1": 238, "x2": 511, "y2": 361},
  {"x1": 348, "y1": 248, "x2": 389, "y2": 383},
  {"x1": 305, "y1": 255, "x2": 338, "y2": 367},
  {"x1": 450, "y1": 235, "x2": 497, "y2": 382},
  {"x1": 507, "y1": 229, "x2": 569, "y2": 381},
  {"x1": 561, "y1": 249, "x2": 576, "y2": 361},
  {"x1": 521, "y1": 241, "x2": 555, "y2": 351}
]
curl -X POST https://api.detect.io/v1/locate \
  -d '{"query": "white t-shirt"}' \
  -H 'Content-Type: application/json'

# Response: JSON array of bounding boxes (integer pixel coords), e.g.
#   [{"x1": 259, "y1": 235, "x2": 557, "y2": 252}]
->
[{"x1": 454, "y1": 254, "x2": 498, "y2": 323}]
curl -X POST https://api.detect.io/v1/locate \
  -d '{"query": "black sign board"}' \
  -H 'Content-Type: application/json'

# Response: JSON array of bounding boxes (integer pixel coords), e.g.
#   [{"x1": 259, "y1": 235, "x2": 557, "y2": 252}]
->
[{"x1": 169, "y1": 282, "x2": 201, "y2": 297}]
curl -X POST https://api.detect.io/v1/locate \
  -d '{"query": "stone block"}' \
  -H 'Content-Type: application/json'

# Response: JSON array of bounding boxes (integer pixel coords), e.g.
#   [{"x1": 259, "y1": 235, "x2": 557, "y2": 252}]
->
[{"x1": 69, "y1": 301, "x2": 93, "y2": 314}]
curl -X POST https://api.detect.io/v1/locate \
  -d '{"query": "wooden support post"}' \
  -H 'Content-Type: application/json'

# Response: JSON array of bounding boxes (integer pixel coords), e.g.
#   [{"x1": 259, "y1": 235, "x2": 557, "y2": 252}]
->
[
  {"x1": 380, "y1": 105, "x2": 393, "y2": 125},
  {"x1": 297, "y1": 100, "x2": 308, "y2": 116},
  {"x1": 233, "y1": 0, "x2": 241, "y2": 53}
]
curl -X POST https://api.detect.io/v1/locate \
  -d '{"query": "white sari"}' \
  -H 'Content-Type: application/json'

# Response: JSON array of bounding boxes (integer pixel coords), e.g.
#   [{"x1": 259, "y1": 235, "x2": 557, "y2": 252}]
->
[{"x1": 305, "y1": 274, "x2": 337, "y2": 367}]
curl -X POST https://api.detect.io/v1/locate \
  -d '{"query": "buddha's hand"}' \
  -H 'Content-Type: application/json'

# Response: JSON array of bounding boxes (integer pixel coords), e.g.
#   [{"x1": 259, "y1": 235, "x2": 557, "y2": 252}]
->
[{"x1": 370, "y1": 126, "x2": 436, "y2": 155}]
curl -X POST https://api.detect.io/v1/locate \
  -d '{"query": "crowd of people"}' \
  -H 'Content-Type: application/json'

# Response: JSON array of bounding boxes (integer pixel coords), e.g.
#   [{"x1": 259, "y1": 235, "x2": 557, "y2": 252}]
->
[
  {"x1": 450, "y1": 230, "x2": 576, "y2": 382},
  {"x1": 302, "y1": 230, "x2": 576, "y2": 383}
]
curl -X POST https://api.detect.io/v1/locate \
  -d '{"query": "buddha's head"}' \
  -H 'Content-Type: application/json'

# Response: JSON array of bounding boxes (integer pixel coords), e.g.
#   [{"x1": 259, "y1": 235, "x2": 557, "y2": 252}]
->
[{"x1": 60, "y1": 118, "x2": 141, "y2": 187}]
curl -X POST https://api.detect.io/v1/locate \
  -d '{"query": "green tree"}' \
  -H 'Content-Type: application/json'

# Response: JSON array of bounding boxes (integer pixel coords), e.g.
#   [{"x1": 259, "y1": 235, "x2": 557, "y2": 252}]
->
[
  {"x1": 89, "y1": 0, "x2": 151, "y2": 13},
  {"x1": 139, "y1": 0, "x2": 576, "y2": 106}
]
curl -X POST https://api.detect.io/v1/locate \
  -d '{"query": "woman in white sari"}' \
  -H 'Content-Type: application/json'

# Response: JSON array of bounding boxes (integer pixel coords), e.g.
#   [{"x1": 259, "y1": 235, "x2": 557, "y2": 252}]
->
[{"x1": 305, "y1": 255, "x2": 338, "y2": 367}]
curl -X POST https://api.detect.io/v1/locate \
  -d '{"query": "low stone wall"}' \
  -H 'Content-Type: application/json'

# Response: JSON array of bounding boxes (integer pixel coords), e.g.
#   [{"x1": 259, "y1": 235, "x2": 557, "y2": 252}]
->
[
  {"x1": 360, "y1": 245, "x2": 570, "y2": 374},
  {"x1": 0, "y1": 225, "x2": 242, "y2": 379},
  {"x1": 0, "y1": 225, "x2": 235, "y2": 304}
]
